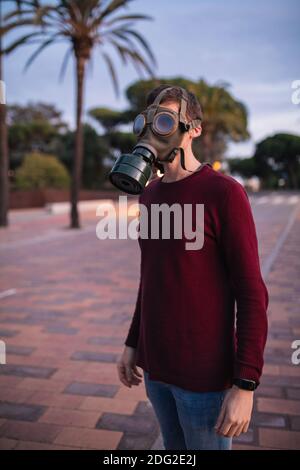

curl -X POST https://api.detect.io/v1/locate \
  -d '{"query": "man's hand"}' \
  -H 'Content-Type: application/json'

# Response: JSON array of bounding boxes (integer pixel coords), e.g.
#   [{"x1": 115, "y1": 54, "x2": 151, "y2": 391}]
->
[
  {"x1": 215, "y1": 385, "x2": 254, "y2": 437},
  {"x1": 117, "y1": 346, "x2": 143, "y2": 388}
]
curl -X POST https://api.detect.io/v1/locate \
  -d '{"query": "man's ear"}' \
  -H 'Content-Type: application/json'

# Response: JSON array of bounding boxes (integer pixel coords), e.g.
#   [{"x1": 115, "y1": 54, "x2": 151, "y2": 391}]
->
[{"x1": 190, "y1": 126, "x2": 202, "y2": 139}]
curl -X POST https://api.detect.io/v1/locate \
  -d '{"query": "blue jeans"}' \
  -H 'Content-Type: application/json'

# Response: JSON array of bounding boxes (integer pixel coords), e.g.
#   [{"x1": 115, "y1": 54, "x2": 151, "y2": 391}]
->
[{"x1": 143, "y1": 370, "x2": 232, "y2": 450}]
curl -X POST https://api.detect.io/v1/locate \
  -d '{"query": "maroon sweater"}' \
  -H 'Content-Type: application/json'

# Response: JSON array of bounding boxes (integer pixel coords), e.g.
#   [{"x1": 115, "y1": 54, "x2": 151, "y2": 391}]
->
[{"x1": 124, "y1": 163, "x2": 269, "y2": 392}]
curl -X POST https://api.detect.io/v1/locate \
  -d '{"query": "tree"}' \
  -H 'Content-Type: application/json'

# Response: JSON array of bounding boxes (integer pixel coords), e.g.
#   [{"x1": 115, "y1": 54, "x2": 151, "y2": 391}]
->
[
  {"x1": 195, "y1": 79, "x2": 249, "y2": 163},
  {"x1": 106, "y1": 130, "x2": 136, "y2": 154},
  {"x1": 228, "y1": 157, "x2": 257, "y2": 179},
  {"x1": 57, "y1": 123, "x2": 109, "y2": 189},
  {"x1": 0, "y1": 0, "x2": 43, "y2": 227},
  {"x1": 6, "y1": 101, "x2": 109, "y2": 189},
  {"x1": 88, "y1": 77, "x2": 250, "y2": 168},
  {"x1": 254, "y1": 133, "x2": 300, "y2": 189},
  {"x1": 111, "y1": 77, "x2": 250, "y2": 164},
  {"x1": 4, "y1": 0, "x2": 156, "y2": 228},
  {"x1": 7, "y1": 101, "x2": 68, "y2": 130},
  {"x1": 15, "y1": 151, "x2": 70, "y2": 189},
  {"x1": 88, "y1": 106, "x2": 135, "y2": 162},
  {"x1": 88, "y1": 107, "x2": 129, "y2": 133},
  {"x1": 8, "y1": 102, "x2": 68, "y2": 169}
]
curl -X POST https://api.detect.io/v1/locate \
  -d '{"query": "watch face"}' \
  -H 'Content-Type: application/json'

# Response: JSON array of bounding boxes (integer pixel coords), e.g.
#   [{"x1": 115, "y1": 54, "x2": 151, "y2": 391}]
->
[
  {"x1": 234, "y1": 378, "x2": 257, "y2": 390},
  {"x1": 245, "y1": 381, "x2": 256, "y2": 391}
]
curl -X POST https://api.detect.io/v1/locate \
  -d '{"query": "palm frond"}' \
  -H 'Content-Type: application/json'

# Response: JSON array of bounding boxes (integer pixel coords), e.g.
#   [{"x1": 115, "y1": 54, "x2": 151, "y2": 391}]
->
[
  {"x1": 109, "y1": 29, "x2": 138, "y2": 51},
  {"x1": 116, "y1": 28, "x2": 156, "y2": 66},
  {"x1": 58, "y1": 45, "x2": 72, "y2": 82},
  {"x1": 106, "y1": 38, "x2": 128, "y2": 65},
  {"x1": 101, "y1": 51, "x2": 119, "y2": 97},
  {"x1": 34, "y1": 5, "x2": 58, "y2": 22},
  {"x1": 14, "y1": 1, "x2": 41, "y2": 7},
  {"x1": 108, "y1": 38, "x2": 154, "y2": 77},
  {"x1": 67, "y1": 1, "x2": 83, "y2": 24},
  {"x1": 3, "y1": 31, "x2": 43, "y2": 54},
  {"x1": 1, "y1": 18, "x2": 41, "y2": 35},
  {"x1": 3, "y1": 9, "x2": 36, "y2": 22},
  {"x1": 99, "y1": 0, "x2": 133, "y2": 21},
  {"x1": 104, "y1": 13, "x2": 152, "y2": 27},
  {"x1": 127, "y1": 49, "x2": 154, "y2": 77},
  {"x1": 23, "y1": 34, "x2": 62, "y2": 71}
]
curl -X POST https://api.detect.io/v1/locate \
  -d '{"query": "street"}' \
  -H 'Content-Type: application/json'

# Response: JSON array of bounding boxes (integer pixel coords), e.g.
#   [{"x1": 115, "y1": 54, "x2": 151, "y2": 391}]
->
[{"x1": 0, "y1": 190, "x2": 300, "y2": 450}]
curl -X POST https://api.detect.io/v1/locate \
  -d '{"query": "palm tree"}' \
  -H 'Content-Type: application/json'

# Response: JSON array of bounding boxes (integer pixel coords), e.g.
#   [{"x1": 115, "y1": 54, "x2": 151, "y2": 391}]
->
[
  {"x1": 4, "y1": 0, "x2": 156, "y2": 228},
  {"x1": 118, "y1": 77, "x2": 250, "y2": 165},
  {"x1": 0, "y1": 0, "x2": 42, "y2": 227},
  {"x1": 196, "y1": 80, "x2": 250, "y2": 163}
]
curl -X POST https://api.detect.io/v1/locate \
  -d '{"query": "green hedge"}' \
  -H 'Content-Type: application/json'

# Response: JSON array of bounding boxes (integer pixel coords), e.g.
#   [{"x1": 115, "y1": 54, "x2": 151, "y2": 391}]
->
[{"x1": 15, "y1": 152, "x2": 70, "y2": 190}]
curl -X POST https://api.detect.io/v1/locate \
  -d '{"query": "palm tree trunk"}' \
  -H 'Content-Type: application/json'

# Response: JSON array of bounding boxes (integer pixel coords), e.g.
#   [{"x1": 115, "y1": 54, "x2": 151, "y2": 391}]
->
[
  {"x1": 70, "y1": 55, "x2": 86, "y2": 229},
  {"x1": 0, "y1": 5, "x2": 9, "y2": 227}
]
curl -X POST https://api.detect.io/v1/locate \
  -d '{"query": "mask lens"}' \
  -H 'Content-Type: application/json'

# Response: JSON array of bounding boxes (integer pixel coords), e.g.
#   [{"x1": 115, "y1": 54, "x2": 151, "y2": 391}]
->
[
  {"x1": 153, "y1": 113, "x2": 176, "y2": 136},
  {"x1": 133, "y1": 114, "x2": 146, "y2": 135}
]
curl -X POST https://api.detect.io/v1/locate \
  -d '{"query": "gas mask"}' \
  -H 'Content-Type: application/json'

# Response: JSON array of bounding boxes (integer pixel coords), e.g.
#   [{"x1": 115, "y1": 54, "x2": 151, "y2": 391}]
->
[{"x1": 109, "y1": 86, "x2": 202, "y2": 194}]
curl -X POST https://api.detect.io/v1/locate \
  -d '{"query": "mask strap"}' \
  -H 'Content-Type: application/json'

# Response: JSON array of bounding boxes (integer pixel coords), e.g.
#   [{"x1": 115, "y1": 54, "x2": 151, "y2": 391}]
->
[
  {"x1": 179, "y1": 88, "x2": 189, "y2": 125},
  {"x1": 189, "y1": 118, "x2": 202, "y2": 129},
  {"x1": 152, "y1": 87, "x2": 174, "y2": 107},
  {"x1": 179, "y1": 89, "x2": 202, "y2": 131},
  {"x1": 148, "y1": 87, "x2": 174, "y2": 121}
]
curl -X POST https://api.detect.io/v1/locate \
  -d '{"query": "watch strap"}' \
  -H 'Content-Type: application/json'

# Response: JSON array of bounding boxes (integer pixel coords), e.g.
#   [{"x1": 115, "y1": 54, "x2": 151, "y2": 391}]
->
[{"x1": 233, "y1": 378, "x2": 257, "y2": 391}]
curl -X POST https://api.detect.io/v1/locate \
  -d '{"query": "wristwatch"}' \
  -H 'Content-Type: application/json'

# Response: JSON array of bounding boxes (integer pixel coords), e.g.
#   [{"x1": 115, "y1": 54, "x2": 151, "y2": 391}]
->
[{"x1": 233, "y1": 378, "x2": 258, "y2": 391}]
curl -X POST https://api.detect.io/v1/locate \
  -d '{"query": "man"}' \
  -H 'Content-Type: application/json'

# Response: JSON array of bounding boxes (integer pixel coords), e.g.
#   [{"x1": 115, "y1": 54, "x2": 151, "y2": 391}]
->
[{"x1": 116, "y1": 85, "x2": 269, "y2": 450}]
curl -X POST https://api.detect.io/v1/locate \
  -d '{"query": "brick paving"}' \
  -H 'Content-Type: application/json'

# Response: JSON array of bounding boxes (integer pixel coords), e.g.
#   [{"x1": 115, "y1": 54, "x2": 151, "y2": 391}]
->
[{"x1": 0, "y1": 191, "x2": 300, "y2": 450}]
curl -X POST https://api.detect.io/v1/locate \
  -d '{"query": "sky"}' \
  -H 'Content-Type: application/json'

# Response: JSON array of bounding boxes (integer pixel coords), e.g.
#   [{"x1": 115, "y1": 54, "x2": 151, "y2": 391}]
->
[{"x1": 3, "y1": 0, "x2": 300, "y2": 157}]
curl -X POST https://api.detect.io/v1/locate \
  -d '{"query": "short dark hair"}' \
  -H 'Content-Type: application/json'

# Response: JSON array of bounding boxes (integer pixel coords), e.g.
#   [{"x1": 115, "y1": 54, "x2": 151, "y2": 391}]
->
[{"x1": 146, "y1": 85, "x2": 203, "y2": 122}]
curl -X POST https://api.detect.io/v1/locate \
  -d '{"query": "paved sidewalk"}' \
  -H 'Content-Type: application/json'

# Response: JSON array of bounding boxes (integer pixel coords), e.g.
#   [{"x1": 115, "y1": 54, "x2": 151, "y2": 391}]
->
[
  {"x1": 0, "y1": 192, "x2": 300, "y2": 450},
  {"x1": 234, "y1": 193, "x2": 300, "y2": 450}
]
